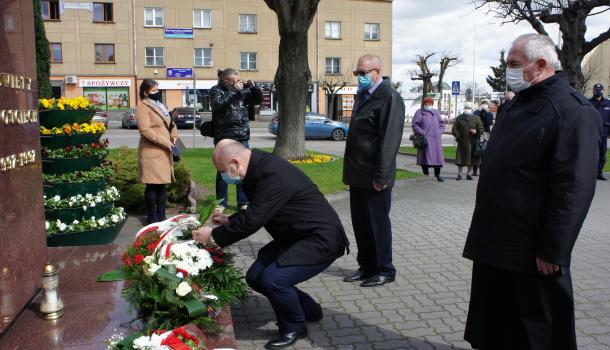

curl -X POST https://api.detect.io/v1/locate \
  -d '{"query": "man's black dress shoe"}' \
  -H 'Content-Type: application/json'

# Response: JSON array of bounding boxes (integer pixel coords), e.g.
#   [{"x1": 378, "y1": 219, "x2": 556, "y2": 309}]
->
[
  {"x1": 264, "y1": 330, "x2": 308, "y2": 349},
  {"x1": 598, "y1": 173, "x2": 608, "y2": 181},
  {"x1": 343, "y1": 271, "x2": 371, "y2": 282},
  {"x1": 360, "y1": 275, "x2": 395, "y2": 287}
]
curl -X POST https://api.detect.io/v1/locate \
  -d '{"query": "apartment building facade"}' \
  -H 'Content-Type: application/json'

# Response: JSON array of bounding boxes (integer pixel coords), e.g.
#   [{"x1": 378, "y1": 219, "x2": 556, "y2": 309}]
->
[{"x1": 44, "y1": 0, "x2": 392, "y2": 118}]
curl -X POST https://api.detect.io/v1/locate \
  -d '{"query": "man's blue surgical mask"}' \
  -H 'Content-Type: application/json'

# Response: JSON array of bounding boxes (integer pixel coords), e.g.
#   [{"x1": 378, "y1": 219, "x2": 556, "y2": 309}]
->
[
  {"x1": 358, "y1": 73, "x2": 373, "y2": 90},
  {"x1": 221, "y1": 162, "x2": 241, "y2": 185}
]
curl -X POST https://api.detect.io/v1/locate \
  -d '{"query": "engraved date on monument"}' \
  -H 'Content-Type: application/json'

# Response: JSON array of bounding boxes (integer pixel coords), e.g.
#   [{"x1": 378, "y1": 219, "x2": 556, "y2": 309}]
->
[{"x1": 0, "y1": 150, "x2": 36, "y2": 172}]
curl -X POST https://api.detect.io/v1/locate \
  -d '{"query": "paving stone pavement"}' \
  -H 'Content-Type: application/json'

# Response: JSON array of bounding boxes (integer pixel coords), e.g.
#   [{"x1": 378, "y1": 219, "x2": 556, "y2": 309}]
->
[{"x1": 228, "y1": 166, "x2": 610, "y2": 350}]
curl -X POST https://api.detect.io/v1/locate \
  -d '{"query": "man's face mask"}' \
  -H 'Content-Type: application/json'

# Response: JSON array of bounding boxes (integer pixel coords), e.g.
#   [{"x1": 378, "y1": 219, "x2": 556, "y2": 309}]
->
[{"x1": 221, "y1": 161, "x2": 241, "y2": 185}]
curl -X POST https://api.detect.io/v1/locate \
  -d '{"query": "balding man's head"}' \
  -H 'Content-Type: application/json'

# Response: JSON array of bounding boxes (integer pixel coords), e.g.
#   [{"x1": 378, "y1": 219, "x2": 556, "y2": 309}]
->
[
  {"x1": 212, "y1": 139, "x2": 251, "y2": 178},
  {"x1": 355, "y1": 54, "x2": 383, "y2": 86}
]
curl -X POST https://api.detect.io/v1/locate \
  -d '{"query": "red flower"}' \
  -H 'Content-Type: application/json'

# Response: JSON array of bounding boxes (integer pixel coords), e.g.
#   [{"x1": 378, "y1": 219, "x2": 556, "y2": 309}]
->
[
  {"x1": 121, "y1": 252, "x2": 132, "y2": 267},
  {"x1": 192, "y1": 284, "x2": 202, "y2": 293},
  {"x1": 152, "y1": 329, "x2": 166, "y2": 335},
  {"x1": 133, "y1": 254, "x2": 145, "y2": 265},
  {"x1": 213, "y1": 256, "x2": 224, "y2": 265}
]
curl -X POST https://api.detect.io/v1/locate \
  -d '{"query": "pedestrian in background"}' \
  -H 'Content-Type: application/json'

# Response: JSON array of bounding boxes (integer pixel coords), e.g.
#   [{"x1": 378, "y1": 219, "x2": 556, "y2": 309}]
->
[
  {"x1": 473, "y1": 101, "x2": 493, "y2": 176},
  {"x1": 135, "y1": 79, "x2": 178, "y2": 224},
  {"x1": 343, "y1": 54, "x2": 405, "y2": 287},
  {"x1": 590, "y1": 83, "x2": 610, "y2": 181},
  {"x1": 495, "y1": 91, "x2": 515, "y2": 123},
  {"x1": 210, "y1": 68, "x2": 263, "y2": 212},
  {"x1": 463, "y1": 33, "x2": 601, "y2": 350},
  {"x1": 412, "y1": 96, "x2": 445, "y2": 182},
  {"x1": 452, "y1": 102, "x2": 484, "y2": 180}
]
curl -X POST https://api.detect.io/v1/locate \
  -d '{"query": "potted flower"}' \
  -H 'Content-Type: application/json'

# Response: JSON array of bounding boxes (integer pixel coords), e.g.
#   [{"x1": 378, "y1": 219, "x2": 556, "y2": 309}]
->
[
  {"x1": 40, "y1": 122, "x2": 106, "y2": 149},
  {"x1": 39, "y1": 96, "x2": 96, "y2": 128}
]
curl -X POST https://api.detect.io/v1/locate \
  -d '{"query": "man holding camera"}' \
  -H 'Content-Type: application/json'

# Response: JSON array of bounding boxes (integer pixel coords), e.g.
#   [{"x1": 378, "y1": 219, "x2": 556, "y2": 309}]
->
[{"x1": 210, "y1": 68, "x2": 262, "y2": 212}]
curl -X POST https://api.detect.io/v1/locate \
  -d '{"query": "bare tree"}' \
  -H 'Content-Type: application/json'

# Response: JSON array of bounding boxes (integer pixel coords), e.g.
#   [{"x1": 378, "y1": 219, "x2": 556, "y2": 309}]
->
[
  {"x1": 264, "y1": 0, "x2": 320, "y2": 160},
  {"x1": 437, "y1": 52, "x2": 461, "y2": 110},
  {"x1": 319, "y1": 72, "x2": 351, "y2": 120},
  {"x1": 476, "y1": 0, "x2": 610, "y2": 91},
  {"x1": 410, "y1": 53, "x2": 437, "y2": 100}
]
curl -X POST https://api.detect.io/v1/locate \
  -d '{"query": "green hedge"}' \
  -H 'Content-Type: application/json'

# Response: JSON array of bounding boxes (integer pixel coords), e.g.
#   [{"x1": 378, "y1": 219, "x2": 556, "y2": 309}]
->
[{"x1": 108, "y1": 147, "x2": 192, "y2": 212}]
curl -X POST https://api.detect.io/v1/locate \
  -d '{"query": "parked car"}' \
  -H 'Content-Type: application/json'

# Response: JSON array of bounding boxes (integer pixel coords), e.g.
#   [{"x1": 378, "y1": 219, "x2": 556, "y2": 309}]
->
[
  {"x1": 121, "y1": 108, "x2": 137, "y2": 129},
  {"x1": 171, "y1": 107, "x2": 202, "y2": 129},
  {"x1": 268, "y1": 112, "x2": 349, "y2": 141},
  {"x1": 92, "y1": 109, "x2": 108, "y2": 128}
]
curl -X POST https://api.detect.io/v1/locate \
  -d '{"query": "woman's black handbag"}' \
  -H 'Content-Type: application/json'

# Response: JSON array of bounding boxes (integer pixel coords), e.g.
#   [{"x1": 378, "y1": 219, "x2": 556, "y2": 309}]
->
[
  {"x1": 171, "y1": 144, "x2": 181, "y2": 162},
  {"x1": 472, "y1": 137, "x2": 487, "y2": 157},
  {"x1": 409, "y1": 133, "x2": 428, "y2": 149}
]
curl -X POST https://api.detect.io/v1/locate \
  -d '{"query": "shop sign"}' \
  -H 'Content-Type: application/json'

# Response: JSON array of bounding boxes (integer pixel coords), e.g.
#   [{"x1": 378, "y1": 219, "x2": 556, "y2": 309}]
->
[
  {"x1": 165, "y1": 28, "x2": 194, "y2": 39},
  {"x1": 167, "y1": 68, "x2": 193, "y2": 78},
  {"x1": 79, "y1": 79, "x2": 131, "y2": 87}
]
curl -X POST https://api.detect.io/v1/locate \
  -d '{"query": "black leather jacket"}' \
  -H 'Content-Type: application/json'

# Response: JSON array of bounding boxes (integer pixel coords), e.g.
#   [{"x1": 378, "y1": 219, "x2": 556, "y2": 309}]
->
[
  {"x1": 210, "y1": 81, "x2": 263, "y2": 143},
  {"x1": 343, "y1": 78, "x2": 406, "y2": 188}
]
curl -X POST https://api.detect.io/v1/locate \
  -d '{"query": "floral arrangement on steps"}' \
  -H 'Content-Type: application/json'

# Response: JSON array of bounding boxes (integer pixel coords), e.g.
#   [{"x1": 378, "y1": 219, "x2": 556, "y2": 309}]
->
[
  {"x1": 106, "y1": 324, "x2": 210, "y2": 350},
  {"x1": 40, "y1": 96, "x2": 125, "y2": 246},
  {"x1": 98, "y1": 208, "x2": 247, "y2": 344}
]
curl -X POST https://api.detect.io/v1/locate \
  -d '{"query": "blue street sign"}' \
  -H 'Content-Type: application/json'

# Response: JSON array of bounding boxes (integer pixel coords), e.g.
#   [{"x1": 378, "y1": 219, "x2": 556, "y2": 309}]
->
[
  {"x1": 451, "y1": 81, "x2": 460, "y2": 96},
  {"x1": 164, "y1": 28, "x2": 194, "y2": 39},
  {"x1": 167, "y1": 68, "x2": 193, "y2": 78}
]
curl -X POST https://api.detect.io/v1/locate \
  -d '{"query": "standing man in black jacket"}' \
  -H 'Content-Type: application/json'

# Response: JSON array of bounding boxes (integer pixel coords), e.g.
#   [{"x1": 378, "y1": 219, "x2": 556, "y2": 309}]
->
[
  {"x1": 193, "y1": 139, "x2": 349, "y2": 350},
  {"x1": 210, "y1": 68, "x2": 262, "y2": 212},
  {"x1": 342, "y1": 54, "x2": 405, "y2": 287},
  {"x1": 590, "y1": 83, "x2": 610, "y2": 180},
  {"x1": 463, "y1": 34, "x2": 601, "y2": 350}
]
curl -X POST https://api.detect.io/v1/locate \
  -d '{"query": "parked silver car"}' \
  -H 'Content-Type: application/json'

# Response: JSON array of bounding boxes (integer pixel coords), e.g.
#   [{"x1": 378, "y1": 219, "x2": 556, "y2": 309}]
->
[{"x1": 121, "y1": 108, "x2": 137, "y2": 129}]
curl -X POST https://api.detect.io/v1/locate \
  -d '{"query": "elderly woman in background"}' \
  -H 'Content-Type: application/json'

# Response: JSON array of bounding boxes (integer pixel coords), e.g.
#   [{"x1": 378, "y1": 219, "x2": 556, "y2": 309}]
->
[
  {"x1": 136, "y1": 79, "x2": 178, "y2": 224},
  {"x1": 412, "y1": 96, "x2": 445, "y2": 182},
  {"x1": 452, "y1": 102, "x2": 484, "y2": 180}
]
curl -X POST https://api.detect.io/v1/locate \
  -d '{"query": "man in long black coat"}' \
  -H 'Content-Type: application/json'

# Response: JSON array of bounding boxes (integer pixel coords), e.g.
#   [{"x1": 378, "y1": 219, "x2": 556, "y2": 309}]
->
[
  {"x1": 463, "y1": 34, "x2": 601, "y2": 350},
  {"x1": 193, "y1": 139, "x2": 349, "y2": 350},
  {"x1": 342, "y1": 54, "x2": 405, "y2": 287}
]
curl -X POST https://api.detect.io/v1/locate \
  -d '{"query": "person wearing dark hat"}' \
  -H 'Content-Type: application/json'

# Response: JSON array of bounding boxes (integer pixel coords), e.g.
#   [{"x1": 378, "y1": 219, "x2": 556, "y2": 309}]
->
[
  {"x1": 590, "y1": 83, "x2": 610, "y2": 180},
  {"x1": 412, "y1": 96, "x2": 445, "y2": 181}
]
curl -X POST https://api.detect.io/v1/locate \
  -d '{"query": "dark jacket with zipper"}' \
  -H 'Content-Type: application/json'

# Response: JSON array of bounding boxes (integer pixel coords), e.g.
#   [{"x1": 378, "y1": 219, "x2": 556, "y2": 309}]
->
[
  {"x1": 210, "y1": 81, "x2": 262, "y2": 143},
  {"x1": 212, "y1": 149, "x2": 349, "y2": 266},
  {"x1": 463, "y1": 72, "x2": 601, "y2": 273},
  {"x1": 343, "y1": 78, "x2": 405, "y2": 189}
]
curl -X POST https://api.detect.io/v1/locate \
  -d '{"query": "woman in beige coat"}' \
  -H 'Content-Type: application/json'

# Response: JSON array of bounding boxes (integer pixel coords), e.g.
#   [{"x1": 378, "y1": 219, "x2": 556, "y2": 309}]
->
[{"x1": 136, "y1": 79, "x2": 178, "y2": 224}]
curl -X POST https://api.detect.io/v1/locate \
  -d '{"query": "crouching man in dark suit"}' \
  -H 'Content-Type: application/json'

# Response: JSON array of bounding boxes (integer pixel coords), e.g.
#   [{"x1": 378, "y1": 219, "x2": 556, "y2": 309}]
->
[{"x1": 193, "y1": 139, "x2": 349, "y2": 350}]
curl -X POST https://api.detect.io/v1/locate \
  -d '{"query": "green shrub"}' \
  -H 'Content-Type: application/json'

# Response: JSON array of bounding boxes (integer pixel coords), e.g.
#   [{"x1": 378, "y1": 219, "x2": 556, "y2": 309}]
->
[{"x1": 108, "y1": 147, "x2": 192, "y2": 212}]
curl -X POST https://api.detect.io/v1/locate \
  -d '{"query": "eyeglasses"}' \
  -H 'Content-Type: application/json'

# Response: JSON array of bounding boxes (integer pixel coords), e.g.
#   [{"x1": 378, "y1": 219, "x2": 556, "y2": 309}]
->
[{"x1": 353, "y1": 68, "x2": 379, "y2": 77}]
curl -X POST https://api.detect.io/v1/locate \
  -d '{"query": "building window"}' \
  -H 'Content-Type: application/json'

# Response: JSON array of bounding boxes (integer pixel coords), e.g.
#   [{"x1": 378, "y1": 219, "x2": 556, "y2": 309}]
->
[
  {"x1": 50, "y1": 43, "x2": 62, "y2": 63},
  {"x1": 145, "y1": 47, "x2": 164, "y2": 66},
  {"x1": 95, "y1": 44, "x2": 115, "y2": 63},
  {"x1": 325, "y1": 57, "x2": 341, "y2": 74},
  {"x1": 93, "y1": 2, "x2": 113, "y2": 22},
  {"x1": 364, "y1": 23, "x2": 380, "y2": 40},
  {"x1": 41, "y1": 0, "x2": 60, "y2": 20},
  {"x1": 325, "y1": 21, "x2": 341, "y2": 39},
  {"x1": 239, "y1": 14, "x2": 256, "y2": 33},
  {"x1": 144, "y1": 8, "x2": 164, "y2": 27},
  {"x1": 193, "y1": 9, "x2": 211, "y2": 28},
  {"x1": 194, "y1": 48, "x2": 212, "y2": 67},
  {"x1": 240, "y1": 52, "x2": 257, "y2": 70}
]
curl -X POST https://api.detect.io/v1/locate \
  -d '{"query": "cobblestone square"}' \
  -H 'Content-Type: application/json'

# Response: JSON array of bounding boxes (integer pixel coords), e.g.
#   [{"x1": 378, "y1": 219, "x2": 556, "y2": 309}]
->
[{"x1": 230, "y1": 159, "x2": 610, "y2": 349}]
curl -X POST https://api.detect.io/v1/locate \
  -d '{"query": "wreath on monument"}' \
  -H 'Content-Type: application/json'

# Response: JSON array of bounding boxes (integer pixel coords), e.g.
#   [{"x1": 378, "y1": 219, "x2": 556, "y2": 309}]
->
[{"x1": 99, "y1": 202, "x2": 248, "y2": 347}]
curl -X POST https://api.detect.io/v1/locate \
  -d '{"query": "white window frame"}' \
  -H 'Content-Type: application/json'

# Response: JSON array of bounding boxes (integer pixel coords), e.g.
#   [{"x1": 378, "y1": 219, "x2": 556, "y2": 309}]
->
[
  {"x1": 145, "y1": 47, "x2": 164, "y2": 67},
  {"x1": 239, "y1": 14, "x2": 257, "y2": 33},
  {"x1": 325, "y1": 57, "x2": 341, "y2": 74},
  {"x1": 364, "y1": 23, "x2": 380, "y2": 40},
  {"x1": 144, "y1": 8, "x2": 164, "y2": 27},
  {"x1": 325, "y1": 21, "x2": 341, "y2": 39},
  {"x1": 194, "y1": 48, "x2": 213, "y2": 67},
  {"x1": 240, "y1": 52, "x2": 257, "y2": 71},
  {"x1": 193, "y1": 9, "x2": 211, "y2": 29}
]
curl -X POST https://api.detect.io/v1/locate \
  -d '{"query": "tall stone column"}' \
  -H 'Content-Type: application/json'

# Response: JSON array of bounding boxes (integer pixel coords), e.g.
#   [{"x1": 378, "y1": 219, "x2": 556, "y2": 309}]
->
[{"x1": 0, "y1": 0, "x2": 47, "y2": 334}]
